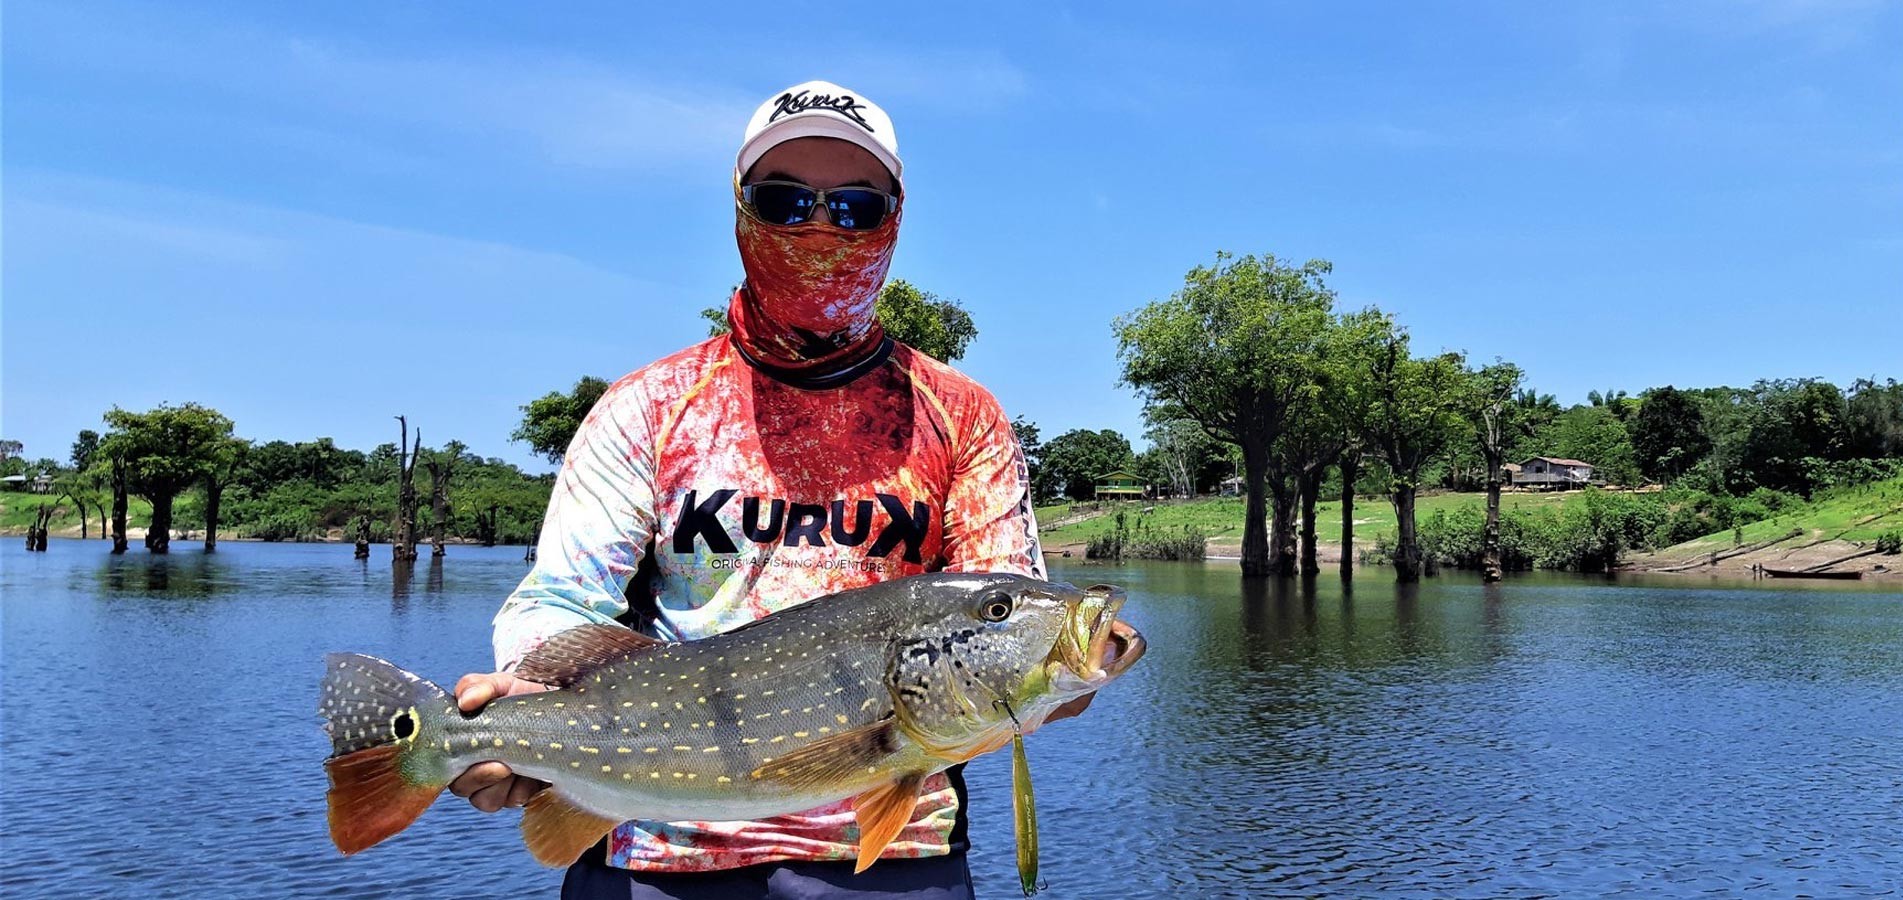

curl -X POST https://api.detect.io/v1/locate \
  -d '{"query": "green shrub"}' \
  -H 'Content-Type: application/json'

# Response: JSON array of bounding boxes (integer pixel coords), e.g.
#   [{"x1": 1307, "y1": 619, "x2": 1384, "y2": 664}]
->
[
  {"x1": 1879, "y1": 531, "x2": 1902, "y2": 555},
  {"x1": 1127, "y1": 526, "x2": 1208, "y2": 561}
]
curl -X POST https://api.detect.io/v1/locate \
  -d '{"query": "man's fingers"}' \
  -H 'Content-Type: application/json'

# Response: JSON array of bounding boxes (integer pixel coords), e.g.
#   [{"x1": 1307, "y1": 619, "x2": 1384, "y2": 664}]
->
[
  {"x1": 449, "y1": 761, "x2": 512, "y2": 799},
  {"x1": 456, "y1": 673, "x2": 506, "y2": 713},
  {"x1": 469, "y1": 779, "x2": 513, "y2": 814}
]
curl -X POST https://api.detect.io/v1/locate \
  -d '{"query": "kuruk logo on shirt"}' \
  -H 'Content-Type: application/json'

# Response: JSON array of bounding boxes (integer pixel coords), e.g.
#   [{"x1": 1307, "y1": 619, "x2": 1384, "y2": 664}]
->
[
  {"x1": 768, "y1": 90, "x2": 875, "y2": 132},
  {"x1": 671, "y1": 490, "x2": 932, "y2": 564}
]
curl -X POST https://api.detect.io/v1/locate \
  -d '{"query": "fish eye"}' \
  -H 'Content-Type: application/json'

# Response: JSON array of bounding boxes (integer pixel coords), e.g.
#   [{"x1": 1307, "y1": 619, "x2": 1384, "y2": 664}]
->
[{"x1": 980, "y1": 592, "x2": 1013, "y2": 622}]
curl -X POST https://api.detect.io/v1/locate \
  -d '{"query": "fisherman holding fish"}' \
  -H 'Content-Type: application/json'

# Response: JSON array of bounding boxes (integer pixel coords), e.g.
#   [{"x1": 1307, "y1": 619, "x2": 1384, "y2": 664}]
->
[{"x1": 446, "y1": 81, "x2": 1101, "y2": 899}]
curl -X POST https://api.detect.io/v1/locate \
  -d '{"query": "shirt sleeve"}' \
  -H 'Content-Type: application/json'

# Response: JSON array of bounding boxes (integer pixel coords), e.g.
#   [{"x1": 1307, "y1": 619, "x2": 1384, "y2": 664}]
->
[
  {"x1": 938, "y1": 392, "x2": 1046, "y2": 579},
  {"x1": 492, "y1": 379, "x2": 659, "y2": 671}
]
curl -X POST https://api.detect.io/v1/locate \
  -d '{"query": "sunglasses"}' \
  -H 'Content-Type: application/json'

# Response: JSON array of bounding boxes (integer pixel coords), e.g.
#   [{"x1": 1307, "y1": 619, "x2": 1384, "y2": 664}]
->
[{"x1": 741, "y1": 180, "x2": 898, "y2": 231}]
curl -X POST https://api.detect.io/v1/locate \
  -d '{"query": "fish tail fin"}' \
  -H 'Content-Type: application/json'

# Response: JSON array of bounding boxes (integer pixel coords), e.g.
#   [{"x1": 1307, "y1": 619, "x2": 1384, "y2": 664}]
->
[{"x1": 318, "y1": 653, "x2": 455, "y2": 855}]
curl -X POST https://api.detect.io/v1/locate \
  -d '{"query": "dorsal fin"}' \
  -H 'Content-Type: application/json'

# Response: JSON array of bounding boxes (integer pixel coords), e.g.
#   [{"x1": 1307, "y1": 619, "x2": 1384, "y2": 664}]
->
[{"x1": 514, "y1": 623, "x2": 665, "y2": 687}]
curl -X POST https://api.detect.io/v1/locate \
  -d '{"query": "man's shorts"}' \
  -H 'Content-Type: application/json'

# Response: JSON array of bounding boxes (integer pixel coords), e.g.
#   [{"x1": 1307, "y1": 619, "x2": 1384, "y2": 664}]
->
[{"x1": 561, "y1": 852, "x2": 975, "y2": 900}]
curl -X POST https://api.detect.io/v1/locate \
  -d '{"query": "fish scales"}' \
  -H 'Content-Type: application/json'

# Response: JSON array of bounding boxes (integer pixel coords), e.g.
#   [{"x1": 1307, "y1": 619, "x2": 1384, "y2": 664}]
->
[{"x1": 319, "y1": 572, "x2": 1147, "y2": 871}]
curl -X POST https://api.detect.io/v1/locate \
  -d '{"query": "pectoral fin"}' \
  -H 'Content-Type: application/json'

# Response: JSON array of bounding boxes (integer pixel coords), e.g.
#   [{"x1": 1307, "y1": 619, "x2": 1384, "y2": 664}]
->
[
  {"x1": 519, "y1": 790, "x2": 619, "y2": 868},
  {"x1": 853, "y1": 771, "x2": 926, "y2": 874},
  {"x1": 747, "y1": 717, "x2": 899, "y2": 789}
]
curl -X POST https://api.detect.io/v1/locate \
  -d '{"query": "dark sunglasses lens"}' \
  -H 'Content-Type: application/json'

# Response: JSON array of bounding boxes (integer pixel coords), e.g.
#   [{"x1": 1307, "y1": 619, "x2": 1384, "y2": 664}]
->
[
  {"x1": 748, "y1": 184, "x2": 818, "y2": 225},
  {"x1": 823, "y1": 190, "x2": 889, "y2": 230}
]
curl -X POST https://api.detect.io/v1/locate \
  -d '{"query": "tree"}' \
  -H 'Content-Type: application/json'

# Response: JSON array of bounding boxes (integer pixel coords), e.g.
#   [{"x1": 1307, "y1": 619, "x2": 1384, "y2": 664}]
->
[
  {"x1": 512, "y1": 377, "x2": 611, "y2": 464},
  {"x1": 71, "y1": 430, "x2": 101, "y2": 471},
  {"x1": 425, "y1": 440, "x2": 465, "y2": 557},
  {"x1": 1846, "y1": 378, "x2": 1903, "y2": 460},
  {"x1": 392, "y1": 416, "x2": 422, "y2": 562},
  {"x1": 99, "y1": 403, "x2": 235, "y2": 554},
  {"x1": 1735, "y1": 378, "x2": 1848, "y2": 495},
  {"x1": 701, "y1": 279, "x2": 979, "y2": 363},
  {"x1": 1039, "y1": 429, "x2": 1133, "y2": 501},
  {"x1": 1116, "y1": 252, "x2": 1336, "y2": 576},
  {"x1": 1142, "y1": 412, "x2": 1221, "y2": 499},
  {"x1": 1630, "y1": 386, "x2": 1711, "y2": 483},
  {"x1": 1011, "y1": 417, "x2": 1044, "y2": 500},
  {"x1": 0, "y1": 439, "x2": 22, "y2": 462},
  {"x1": 202, "y1": 438, "x2": 249, "y2": 551},
  {"x1": 1463, "y1": 361, "x2": 1527, "y2": 582},
  {"x1": 1531, "y1": 405, "x2": 1640, "y2": 486},
  {"x1": 871, "y1": 280, "x2": 977, "y2": 363},
  {"x1": 1347, "y1": 330, "x2": 1468, "y2": 582}
]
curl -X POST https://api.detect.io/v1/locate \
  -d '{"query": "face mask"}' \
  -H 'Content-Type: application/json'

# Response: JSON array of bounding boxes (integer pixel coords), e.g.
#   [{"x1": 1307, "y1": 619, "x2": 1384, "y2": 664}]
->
[{"x1": 728, "y1": 187, "x2": 901, "y2": 376}]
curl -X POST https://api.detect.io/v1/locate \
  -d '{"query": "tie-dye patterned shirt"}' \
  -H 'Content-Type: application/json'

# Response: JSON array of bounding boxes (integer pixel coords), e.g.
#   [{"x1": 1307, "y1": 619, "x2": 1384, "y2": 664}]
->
[{"x1": 492, "y1": 335, "x2": 1045, "y2": 873}]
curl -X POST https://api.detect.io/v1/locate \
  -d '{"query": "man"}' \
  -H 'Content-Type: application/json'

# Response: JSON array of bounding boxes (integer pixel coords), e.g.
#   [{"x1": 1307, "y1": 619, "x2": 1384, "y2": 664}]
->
[{"x1": 451, "y1": 81, "x2": 1084, "y2": 899}]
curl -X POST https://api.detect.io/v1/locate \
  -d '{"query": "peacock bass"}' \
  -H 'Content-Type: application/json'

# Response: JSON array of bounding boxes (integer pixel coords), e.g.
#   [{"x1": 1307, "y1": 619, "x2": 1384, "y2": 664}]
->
[{"x1": 319, "y1": 573, "x2": 1146, "y2": 874}]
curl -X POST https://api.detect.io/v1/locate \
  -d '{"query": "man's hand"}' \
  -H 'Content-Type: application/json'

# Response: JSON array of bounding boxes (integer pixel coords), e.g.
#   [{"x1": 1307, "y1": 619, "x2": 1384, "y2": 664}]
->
[{"x1": 448, "y1": 671, "x2": 552, "y2": 813}]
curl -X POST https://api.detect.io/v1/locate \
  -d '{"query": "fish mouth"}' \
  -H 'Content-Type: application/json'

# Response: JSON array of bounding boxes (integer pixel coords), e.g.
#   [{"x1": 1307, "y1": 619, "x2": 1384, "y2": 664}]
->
[{"x1": 1056, "y1": 584, "x2": 1147, "y2": 686}]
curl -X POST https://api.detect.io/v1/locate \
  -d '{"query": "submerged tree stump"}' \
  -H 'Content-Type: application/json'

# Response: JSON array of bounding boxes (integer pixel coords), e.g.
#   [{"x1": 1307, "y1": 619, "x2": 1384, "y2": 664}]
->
[
  {"x1": 392, "y1": 416, "x2": 421, "y2": 562},
  {"x1": 353, "y1": 515, "x2": 371, "y2": 560}
]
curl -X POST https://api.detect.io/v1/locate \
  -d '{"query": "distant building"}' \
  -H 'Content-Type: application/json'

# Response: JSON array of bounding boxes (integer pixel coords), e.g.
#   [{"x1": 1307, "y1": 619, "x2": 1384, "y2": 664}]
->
[
  {"x1": 1510, "y1": 456, "x2": 1596, "y2": 489},
  {"x1": 1094, "y1": 469, "x2": 1148, "y2": 501}
]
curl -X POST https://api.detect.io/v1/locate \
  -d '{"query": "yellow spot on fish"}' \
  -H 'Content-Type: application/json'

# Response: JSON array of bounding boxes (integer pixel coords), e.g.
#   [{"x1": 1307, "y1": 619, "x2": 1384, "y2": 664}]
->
[
  {"x1": 717, "y1": 776, "x2": 732, "y2": 783},
  {"x1": 516, "y1": 739, "x2": 531, "y2": 747},
  {"x1": 549, "y1": 742, "x2": 564, "y2": 750},
  {"x1": 616, "y1": 747, "x2": 632, "y2": 754},
  {"x1": 581, "y1": 746, "x2": 599, "y2": 754},
  {"x1": 741, "y1": 737, "x2": 759, "y2": 745},
  {"x1": 770, "y1": 735, "x2": 786, "y2": 743},
  {"x1": 703, "y1": 746, "x2": 720, "y2": 753},
  {"x1": 836, "y1": 715, "x2": 850, "y2": 725},
  {"x1": 794, "y1": 731, "x2": 809, "y2": 738},
  {"x1": 493, "y1": 738, "x2": 504, "y2": 748},
  {"x1": 650, "y1": 772, "x2": 660, "y2": 779},
  {"x1": 567, "y1": 719, "x2": 578, "y2": 726},
  {"x1": 601, "y1": 765, "x2": 612, "y2": 773},
  {"x1": 644, "y1": 747, "x2": 659, "y2": 754}
]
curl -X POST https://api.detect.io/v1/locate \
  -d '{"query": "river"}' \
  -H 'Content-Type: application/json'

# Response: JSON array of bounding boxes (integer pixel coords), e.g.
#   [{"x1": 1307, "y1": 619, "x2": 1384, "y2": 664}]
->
[{"x1": 3, "y1": 539, "x2": 1900, "y2": 898}]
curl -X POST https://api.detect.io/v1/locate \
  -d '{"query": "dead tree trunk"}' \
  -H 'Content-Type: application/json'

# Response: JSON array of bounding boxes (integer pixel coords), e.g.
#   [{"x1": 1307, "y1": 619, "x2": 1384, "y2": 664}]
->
[
  {"x1": 66, "y1": 495, "x2": 91, "y2": 540},
  {"x1": 1339, "y1": 452, "x2": 1359, "y2": 579},
  {"x1": 353, "y1": 514, "x2": 371, "y2": 560},
  {"x1": 111, "y1": 457, "x2": 129, "y2": 555},
  {"x1": 393, "y1": 416, "x2": 420, "y2": 562},
  {"x1": 425, "y1": 448, "x2": 455, "y2": 558}
]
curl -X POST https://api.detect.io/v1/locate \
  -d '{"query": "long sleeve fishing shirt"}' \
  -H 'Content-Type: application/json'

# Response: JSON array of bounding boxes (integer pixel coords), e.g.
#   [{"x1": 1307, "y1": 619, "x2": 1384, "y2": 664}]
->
[{"x1": 492, "y1": 334, "x2": 1045, "y2": 873}]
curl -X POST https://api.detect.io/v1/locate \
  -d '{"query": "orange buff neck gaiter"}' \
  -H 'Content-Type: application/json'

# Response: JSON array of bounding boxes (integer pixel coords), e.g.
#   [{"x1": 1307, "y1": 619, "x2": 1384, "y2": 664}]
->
[{"x1": 729, "y1": 191, "x2": 900, "y2": 382}]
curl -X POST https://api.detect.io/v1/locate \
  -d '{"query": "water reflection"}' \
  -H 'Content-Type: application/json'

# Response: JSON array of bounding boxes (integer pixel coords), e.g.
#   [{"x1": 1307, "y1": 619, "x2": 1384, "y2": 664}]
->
[{"x1": 98, "y1": 552, "x2": 231, "y2": 599}]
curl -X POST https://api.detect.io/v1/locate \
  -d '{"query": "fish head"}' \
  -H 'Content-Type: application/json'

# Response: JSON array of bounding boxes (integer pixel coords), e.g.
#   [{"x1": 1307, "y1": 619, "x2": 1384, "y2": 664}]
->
[{"x1": 886, "y1": 575, "x2": 1146, "y2": 755}]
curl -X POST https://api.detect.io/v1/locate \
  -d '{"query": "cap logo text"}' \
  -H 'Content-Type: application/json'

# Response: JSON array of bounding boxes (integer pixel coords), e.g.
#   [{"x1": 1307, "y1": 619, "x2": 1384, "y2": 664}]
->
[{"x1": 769, "y1": 90, "x2": 875, "y2": 133}]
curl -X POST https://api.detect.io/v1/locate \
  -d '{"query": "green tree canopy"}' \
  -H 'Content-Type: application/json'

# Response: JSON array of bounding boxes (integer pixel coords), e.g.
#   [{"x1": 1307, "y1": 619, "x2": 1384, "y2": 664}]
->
[
  {"x1": 1630, "y1": 386, "x2": 1711, "y2": 483},
  {"x1": 99, "y1": 402, "x2": 236, "y2": 552},
  {"x1": 1039, "y1": 428, "x2": 1134, "y2": 500},
  {"x1": 1846, "y1": 377, "x2": 1903, "y2": 459},
  {"x1": 1114, "y1": 252, "x2": 1336, "y2": 575},
  {"x1": 700, "y1": 279, "x2": 978, "y2": 363},
  {"x1": 512, "y1": 376, "x2": 611, "y2": 464},
  {"x1": 1532, "y1": 405, "x2": 1639, "y2": 485}
]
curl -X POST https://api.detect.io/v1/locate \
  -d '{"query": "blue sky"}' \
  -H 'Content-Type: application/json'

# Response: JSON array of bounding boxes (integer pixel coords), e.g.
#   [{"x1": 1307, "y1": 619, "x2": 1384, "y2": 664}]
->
[{"x1": 5, "y1": 0, "x2": 1898, "y2": 471}]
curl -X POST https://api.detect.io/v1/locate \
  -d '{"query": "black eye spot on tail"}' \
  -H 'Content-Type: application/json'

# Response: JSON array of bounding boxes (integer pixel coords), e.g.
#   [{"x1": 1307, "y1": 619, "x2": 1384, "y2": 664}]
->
[{"x1": 393, "y1": 711, "x2": 416, "y2": 740}]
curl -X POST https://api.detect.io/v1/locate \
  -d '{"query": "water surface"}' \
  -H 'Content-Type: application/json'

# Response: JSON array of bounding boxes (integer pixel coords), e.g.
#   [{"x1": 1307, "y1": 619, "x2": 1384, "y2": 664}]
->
[{"x1": 4, "y1": 540, "x2": 1900, "y2": 897}]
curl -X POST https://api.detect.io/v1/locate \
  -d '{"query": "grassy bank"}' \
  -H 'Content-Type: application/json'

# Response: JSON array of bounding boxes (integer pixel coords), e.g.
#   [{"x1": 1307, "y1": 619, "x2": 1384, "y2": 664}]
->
[{"x1": 1645, "y1": 476, "x2": 1903, "y2": 564}]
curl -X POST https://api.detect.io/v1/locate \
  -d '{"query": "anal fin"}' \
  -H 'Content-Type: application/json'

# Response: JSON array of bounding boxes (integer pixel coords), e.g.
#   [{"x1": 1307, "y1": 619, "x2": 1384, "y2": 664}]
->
[
  {"x1": 520, "y1": 789, "x2": 621, "y2": 868},
  {"x1": 853, "y1": 772, "x2": 926, "y2": 874}
]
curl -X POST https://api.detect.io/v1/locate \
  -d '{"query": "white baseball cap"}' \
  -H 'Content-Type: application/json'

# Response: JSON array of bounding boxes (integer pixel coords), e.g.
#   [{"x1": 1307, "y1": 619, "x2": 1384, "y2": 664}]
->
[{"x1": 736, "y1": 80, "x2": 902, "y2": 184}]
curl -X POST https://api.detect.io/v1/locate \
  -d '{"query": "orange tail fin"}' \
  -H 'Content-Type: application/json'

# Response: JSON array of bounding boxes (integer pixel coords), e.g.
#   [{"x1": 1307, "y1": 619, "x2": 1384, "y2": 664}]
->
[
  {"x1": 325, "y1": 744, "x2": 450, "y2": 854},
  {"x1": 318, "y1": 653, "x2": 454, "y2": 855}
]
